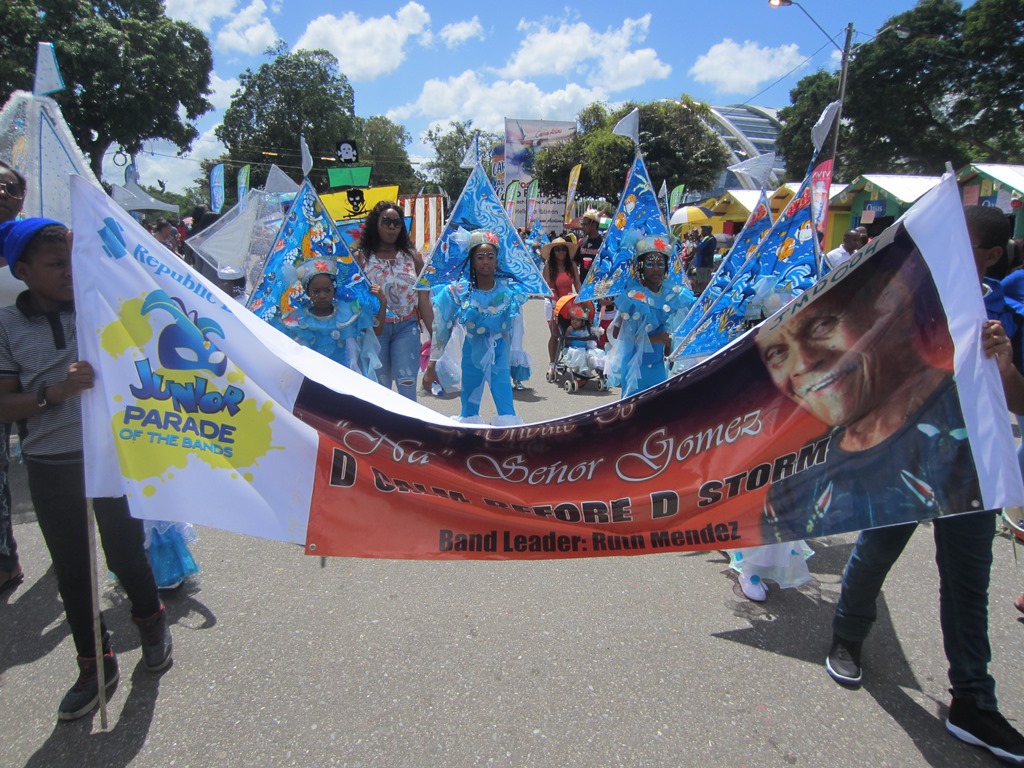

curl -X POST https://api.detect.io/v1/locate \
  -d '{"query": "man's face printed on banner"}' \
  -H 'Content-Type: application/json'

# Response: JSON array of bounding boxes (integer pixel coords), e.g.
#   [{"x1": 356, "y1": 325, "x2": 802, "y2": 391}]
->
[{"x1": 755, "y1": 276, "x2": 919, "y2": 429}]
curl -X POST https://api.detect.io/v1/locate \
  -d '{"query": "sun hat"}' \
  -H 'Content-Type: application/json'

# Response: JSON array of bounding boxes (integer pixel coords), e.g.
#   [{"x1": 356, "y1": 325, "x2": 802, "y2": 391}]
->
[{"x1": 540, "y1": 237, "x2": 578, "y2": 260}]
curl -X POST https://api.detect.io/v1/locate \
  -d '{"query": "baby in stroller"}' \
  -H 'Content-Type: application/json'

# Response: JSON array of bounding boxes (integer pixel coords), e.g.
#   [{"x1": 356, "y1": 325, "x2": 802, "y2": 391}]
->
[{"x1": 552, "y1": 302, "x2": 608, "y2": 392}]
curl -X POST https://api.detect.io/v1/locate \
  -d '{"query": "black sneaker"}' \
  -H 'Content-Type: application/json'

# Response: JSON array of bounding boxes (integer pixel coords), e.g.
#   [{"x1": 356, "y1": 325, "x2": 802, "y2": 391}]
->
[
  {"x1": 947, "y1": 693, "x2": 1024, "y2": 764},
  {"x1": 825, "y1": 635, "x2": 863, "y2": 686},
  {"x1": 58, "y1": 651, "x2": 119, "y2": 721}
]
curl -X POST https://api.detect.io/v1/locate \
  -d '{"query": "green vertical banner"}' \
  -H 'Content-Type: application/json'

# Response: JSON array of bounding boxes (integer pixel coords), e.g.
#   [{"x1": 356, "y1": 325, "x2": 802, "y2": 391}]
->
[
  {"x1": 237, "y1": 164, "x2": 251, "y2": 201},
  {"x1": 669, "y1": 184, "x2": 686, "y2": 212},
  {"x1": 564, "y1": 163, "x2": 582, "y2": 225},
  {"x1": 504, "y1": 180, "x2": 520, "y2": 223}
]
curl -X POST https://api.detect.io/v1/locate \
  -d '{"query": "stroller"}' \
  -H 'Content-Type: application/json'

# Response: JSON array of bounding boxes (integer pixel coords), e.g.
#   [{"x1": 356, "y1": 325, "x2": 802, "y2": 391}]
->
[{"x1": 546, "y1": 295, "x2": 609, "y2": 393}]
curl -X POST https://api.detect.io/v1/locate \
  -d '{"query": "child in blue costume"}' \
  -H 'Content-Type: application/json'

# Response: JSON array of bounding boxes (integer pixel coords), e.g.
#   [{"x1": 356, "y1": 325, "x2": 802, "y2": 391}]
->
[
  {"x1": 606, "y1": 236, "x2": 694, "y2": 398},
  {"x1": 273, "y1": 257, "x2": 387, "y2": 380},
  {"x1": 423, "y1": 230, "x2": 529, "y2": 425}
]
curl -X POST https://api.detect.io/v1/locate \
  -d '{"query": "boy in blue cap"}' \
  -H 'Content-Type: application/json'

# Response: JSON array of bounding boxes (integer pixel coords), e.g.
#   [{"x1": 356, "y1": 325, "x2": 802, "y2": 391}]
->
[{"x1": 0, "y1": 218, "x2": 172, "y2": 721}]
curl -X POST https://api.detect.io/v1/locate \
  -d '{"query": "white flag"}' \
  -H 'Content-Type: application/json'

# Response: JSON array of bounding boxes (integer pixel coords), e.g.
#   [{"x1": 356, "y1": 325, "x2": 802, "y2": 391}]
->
[
  {"x1": 300, "y1": 134, "x2": 313, "y2": 177},
  {"x1": 459, "y1": 134, "x2": 480, "y2": 169},
  {"x1": 612, "y1": 108, "x2": 640, "y2": 146},
  {"x1": 812, "y1": 101, "x2": 842, "y2": 154},
  {"x1": 727, "y1": 153, "x2": 777, "y2": 189},
  {"x1": 264, "y1": 164, "x2": 299, "y2": 195}
]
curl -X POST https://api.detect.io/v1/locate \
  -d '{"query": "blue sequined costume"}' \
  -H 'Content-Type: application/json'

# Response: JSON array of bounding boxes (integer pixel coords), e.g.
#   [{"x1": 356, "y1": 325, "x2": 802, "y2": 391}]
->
[
  {"x1": 431, "y1": 278, "x2": 530, "y2": 424},
  {"x1": 606, "y1": 279, "x2": 694, "y2": 398},
  {"x1": 273, "y1": 302, "x2": 381, "y2": 381}
]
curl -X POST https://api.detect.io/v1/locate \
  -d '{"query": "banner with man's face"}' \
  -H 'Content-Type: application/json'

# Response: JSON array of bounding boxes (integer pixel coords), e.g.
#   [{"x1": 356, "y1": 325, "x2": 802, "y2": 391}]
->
[{"x1": 74, "y1": 174, "x2": 1022, "y2": 559}]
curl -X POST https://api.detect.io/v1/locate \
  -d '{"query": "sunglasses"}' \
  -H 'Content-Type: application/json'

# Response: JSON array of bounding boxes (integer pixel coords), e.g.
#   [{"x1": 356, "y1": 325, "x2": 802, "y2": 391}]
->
[
  {"x1": 379, "y1": 216, "x2": 403, "y2": 228},
  {"x1": 0, "y1": 181, "x2": 25, "y2": 200}
]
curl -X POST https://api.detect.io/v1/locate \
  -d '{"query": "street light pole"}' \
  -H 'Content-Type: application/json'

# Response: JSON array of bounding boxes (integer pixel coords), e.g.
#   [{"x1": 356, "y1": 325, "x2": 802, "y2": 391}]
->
[
  {"x1": 769, "y1": 2, "x2": 853, "y2": 176},
  {"x1": 831, "y1": 23, "x2": 854, "y2": 178}
]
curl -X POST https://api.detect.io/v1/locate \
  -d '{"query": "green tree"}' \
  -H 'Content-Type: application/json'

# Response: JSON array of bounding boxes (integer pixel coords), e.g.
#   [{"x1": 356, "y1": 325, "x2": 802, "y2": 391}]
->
[
  {"x1": 844, "y1": 0, "x2": 970, "y2": 175},
  {"x1": 217, "y1": 46, "x2": 421, "y2": 196},
  {"x1": 775, "y1": 71, "x2": 850, "y2": 180},
  {"x1": 533, "y1": 98, "x2": 729, "y2": 203},
  {"x1": 355, "y1": 115, "x2": 422, "y2": 193},
  {"x1": 958, "y1": 0, "x2": 1024, "y2": 161},
  {"x1": 217, "y1": 45, "x2": 357, "y2": 192},
  {"x1": 421, "y1": 120, "x2": 501, "y2": 198},
  {"x1": 778, "y1": 0, "x2": 1024, "y2": 179},
  {"x1": 0, "y1": 0, "x2": 213, "y2": 177}
]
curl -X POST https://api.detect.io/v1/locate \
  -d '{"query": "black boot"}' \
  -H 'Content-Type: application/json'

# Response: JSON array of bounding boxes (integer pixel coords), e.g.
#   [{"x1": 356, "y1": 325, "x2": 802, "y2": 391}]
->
[
  {"x1": 58, "y1": 650, "x2": 119, "y2": 721},
  {"x1": 133, "y1": 606, "x2": 173, "y2": 671}
]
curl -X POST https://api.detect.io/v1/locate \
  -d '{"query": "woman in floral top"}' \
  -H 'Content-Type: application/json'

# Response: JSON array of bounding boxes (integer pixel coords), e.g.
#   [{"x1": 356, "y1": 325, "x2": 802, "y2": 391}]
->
[
  {"x1": 422, "y1": 230, "x2": 529, "y2": 426},
  {"x1": 355, "y1": 202, "x2": 433, "y2": 400}
]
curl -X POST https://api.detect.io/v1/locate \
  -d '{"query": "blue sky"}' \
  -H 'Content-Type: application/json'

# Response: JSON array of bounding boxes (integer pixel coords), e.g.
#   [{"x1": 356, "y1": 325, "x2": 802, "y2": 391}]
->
[{"x1": 109, "y1": 1, "x2": 967, "y2": 194}]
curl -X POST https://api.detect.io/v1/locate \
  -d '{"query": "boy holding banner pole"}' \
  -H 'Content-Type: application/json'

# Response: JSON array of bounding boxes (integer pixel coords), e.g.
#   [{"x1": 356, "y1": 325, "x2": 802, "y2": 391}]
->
[{"x1": 0, "y1": 219, "x2": 172, "y2": 721}]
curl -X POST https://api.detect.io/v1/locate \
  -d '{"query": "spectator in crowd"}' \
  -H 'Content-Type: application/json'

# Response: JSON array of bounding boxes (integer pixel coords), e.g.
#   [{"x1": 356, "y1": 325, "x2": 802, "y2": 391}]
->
[
  {"x1": 824, "y1": 229, "x2": 862, "y2": 272},
  {"x1": 0, "y1": 160, "x2": 25, "y2": 593},
  {"x1": 693, "y1": 225, "x2": 717, "y2": 294},
  {"x1": 540, "y1": 237, "x2": 581, "y2": 376}
]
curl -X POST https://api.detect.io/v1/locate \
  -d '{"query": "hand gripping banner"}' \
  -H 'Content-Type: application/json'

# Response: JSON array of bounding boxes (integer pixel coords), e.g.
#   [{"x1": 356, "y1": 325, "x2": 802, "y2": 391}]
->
[{"x1": 73, "y1": 175, "x2": 1023, "y2": 559}]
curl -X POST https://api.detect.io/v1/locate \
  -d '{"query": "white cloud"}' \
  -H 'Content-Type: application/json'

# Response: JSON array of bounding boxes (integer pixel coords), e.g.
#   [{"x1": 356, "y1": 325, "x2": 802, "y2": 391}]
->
[
  {"x1": 163, "y1": 0, "x2": 236, "y2": 32},
  {"x1": 102, "y1": 128, "x2": 228, "y2": 197},
  {"x1": 389, "y1": 70, "x2": 605, "y2": 138},
  {"x1": 689, "y1": 39, "x2": 806, "y2": 94},
  {"x1": 216, "y1": 0, "x2": 279, "y2": 55},
  {"x1": 208, "y1": 72, "x2": 240, "y2": 111},
  {"x1": 293, "y1": 2, "x2": 431, "y2": 81},
  {"x1": 439, "y1": 17, "x2": 484, "y2": 48},
  {"x1": 499, "y1": 15, "x2": 670, "y2": 91}
]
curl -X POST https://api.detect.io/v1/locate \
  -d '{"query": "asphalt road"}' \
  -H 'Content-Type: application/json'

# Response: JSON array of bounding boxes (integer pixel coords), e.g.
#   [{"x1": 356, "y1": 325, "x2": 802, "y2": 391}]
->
[{"x1": 3, "y1": 300, "x2": 1024, "y2": 768}]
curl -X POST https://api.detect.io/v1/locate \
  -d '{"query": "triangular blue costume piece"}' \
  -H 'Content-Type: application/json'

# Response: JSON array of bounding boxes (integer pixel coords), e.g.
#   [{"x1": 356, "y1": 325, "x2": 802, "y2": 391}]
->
[
  {"x1": 417, "y1": 164, "x2": 549, "y2": 297},
  {"x1": 246, "y1": 179, "x2": 377, "y2": 323}
]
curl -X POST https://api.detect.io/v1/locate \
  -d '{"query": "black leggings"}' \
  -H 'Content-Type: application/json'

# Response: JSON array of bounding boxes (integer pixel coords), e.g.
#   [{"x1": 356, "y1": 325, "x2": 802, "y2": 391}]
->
[{"x1": 27, "y1": 457, "x2": 159, "y2": 656}]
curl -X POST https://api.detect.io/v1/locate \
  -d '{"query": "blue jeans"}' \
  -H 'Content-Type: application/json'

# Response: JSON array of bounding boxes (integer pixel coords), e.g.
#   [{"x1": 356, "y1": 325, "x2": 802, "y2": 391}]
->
[
  {"x1": 833, "y1": 512, "x2": 997, "y2": 709},
  {"x1": 377, "y1": 318, "x2": 420, "y2": 401}
]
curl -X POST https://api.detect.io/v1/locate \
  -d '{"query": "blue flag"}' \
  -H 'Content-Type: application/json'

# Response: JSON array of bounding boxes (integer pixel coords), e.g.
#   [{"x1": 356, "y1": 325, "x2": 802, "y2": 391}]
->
[
  {"x1": 210, "y1": 163, "x2": 225, "y2": 213},
  {"x1": 672, "y1": 190, "x2": 774, "y2": 352},
  {"x1": 578, "y1": 151, "x2": 671, "y2": 301},
  {"x1": 246, "y1": 180, "x2": 376, "y2": 323},
  {"x1": 673, "y1": 171, "x2": 820, "y2": 366},
  {"x1": 417, "y1": 165, "x2": 549, "y2": 296}
]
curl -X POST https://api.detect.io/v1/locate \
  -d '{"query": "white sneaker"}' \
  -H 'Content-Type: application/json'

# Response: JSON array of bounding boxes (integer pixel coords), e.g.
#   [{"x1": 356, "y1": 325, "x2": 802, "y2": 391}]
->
[{"x1": 739, "y1": 572, "x2": 767, "y2": 602}]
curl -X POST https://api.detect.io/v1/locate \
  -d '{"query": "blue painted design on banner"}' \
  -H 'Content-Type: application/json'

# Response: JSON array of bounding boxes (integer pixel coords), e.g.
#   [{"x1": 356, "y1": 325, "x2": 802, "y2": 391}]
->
[
  {"x1": 417, "y1": 165, "x2": 549, "y2": 297},
  {"x1": 673, "y1": 174, "x2": 819, "y2": 363},
  {"x1": 210, "y1": 163, "x2": 225, "y2": 214},
  {"x1": 245, "y1": 180, "x2": 376, "y2": 323},
  {"x1": 673, "y1": 190, "x2": 774, "y2": 352},
  {"x1": 578, "y1": 152, "x2": 669, "y2": 301}
]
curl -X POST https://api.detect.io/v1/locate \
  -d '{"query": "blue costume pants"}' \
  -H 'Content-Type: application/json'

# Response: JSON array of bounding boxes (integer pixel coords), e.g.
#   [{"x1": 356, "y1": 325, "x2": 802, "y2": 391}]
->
[
  {"x1": 621, "y1": 344, "x2": 668, "y2": 398},
  {"x1": 460, "y1": 336, "x2": 515, "y2": 420}
]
